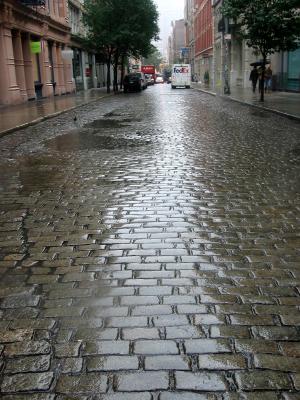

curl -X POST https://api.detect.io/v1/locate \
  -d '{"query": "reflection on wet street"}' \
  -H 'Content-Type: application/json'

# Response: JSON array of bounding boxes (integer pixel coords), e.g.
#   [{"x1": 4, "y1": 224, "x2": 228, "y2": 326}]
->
[{"x1": 0, "y1": 84, "x2": 299, "y2": 398}]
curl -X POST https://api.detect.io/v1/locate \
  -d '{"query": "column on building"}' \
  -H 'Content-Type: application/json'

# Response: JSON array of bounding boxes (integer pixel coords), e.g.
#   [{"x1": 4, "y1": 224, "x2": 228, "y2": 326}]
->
[
  {"x1": 41, "y1": 39, "x2": 54, "y2": 97},
  {"x1": 22, "y1": 33, "x2": 36, "y2": 100},
  {"x1": 0, "y1": 25, "x2": 22, "y2": 104},
  {"x1": 12, "y1": 30, "x2": 27, "y2": 102},
  {"x1": 81, "y1": 50, "x2": 88, "y2": 90},
  {"x1": 230, "y1": 37, "x2": 243, "y2": 87},
  {"x1": 92, "y1": 54, "x2": 97, "y2": 88},
  {"x1": 52, "y1": 42, "x2": 60, "y2": 94},
  {"x1": 62, "y1": 47, "x2": 75, "y2": 93},
  {"x1": 56, "y1": 44, "x2": 66, "y2": 94},
  {"x1": 243, "y1": 42, "x2": 253, "y2": 89}
]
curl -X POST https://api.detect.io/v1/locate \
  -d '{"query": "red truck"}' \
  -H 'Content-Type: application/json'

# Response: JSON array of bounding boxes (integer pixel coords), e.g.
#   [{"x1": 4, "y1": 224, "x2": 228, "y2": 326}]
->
[
  {"x1": 141, "y1": 65, "x2": 155, "y2": 75},
  {"x1": 141, "y1": 65, "x2": 155, "y2": 85}
]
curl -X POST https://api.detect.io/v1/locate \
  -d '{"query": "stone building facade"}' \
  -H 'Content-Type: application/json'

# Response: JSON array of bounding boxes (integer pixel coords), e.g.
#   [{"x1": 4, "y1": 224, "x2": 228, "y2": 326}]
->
[{"x1": 0, "y1": 0, "x2": 75, "y2": 106}]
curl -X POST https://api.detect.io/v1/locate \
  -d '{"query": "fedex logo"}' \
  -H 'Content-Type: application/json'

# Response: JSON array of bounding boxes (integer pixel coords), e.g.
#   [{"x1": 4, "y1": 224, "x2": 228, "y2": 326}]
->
[{"x1": 173, "y1": 67, "x2": 189, "y2": 73}]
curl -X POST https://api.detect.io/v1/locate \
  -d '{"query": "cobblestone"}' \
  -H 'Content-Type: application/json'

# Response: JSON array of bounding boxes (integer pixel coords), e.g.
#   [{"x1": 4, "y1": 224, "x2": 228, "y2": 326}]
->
[
  {"x1": 56, "y1": 373, "x2": 108, "y2": 394},
  {"x1": 4, "y1": 355, "x2": 51, "y2": 373},
  {"x1": 235, "y1": 370, "x2": 293, "y2": 390},
  {"x1": 175, "y1": 371, "x2": 227, "y2": 390},
  {"x1": 145, "y1": 355, "x2": 190, "y2": 370},
  {"x1": 115, "y1": 371, "x2": 169, "y2": 391},
  {"x1": 1, "y1": 372, "x2": 54, "y2": 392},
  {"x1": 0, "y1": 85, "x2": 299, "y2": 398}
]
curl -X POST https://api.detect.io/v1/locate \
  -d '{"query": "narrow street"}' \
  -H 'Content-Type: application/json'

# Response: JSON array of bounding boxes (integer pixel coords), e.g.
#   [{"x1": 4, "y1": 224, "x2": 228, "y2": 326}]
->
[{"x1": 0, "y1": 84, "x2": 299, "y2": 399}]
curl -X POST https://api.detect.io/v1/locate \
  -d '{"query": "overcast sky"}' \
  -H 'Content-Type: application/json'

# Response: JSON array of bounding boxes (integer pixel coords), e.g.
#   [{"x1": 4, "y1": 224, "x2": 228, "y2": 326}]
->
[{"x1": 153, "y1": 0, "x2": 184, "y2": 57}]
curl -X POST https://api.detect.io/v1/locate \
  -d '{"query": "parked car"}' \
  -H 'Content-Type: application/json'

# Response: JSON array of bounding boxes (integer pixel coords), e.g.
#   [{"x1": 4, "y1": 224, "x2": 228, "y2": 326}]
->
[
  {"x1": 155, "y1": 74, "x2": 164, "y2": 84},
  {"x1": 123, "y1": 72, "x2": 147, "y2": 92},
  {"x1": 145, "y1": 74, "x2": 155, "y2": 86}
]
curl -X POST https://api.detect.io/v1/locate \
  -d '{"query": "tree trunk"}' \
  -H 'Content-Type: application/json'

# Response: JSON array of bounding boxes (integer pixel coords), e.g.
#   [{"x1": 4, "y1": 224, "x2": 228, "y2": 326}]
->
[
  {"x1": 260, "y1": 54, "x2": 266, "y2": 102},
  {"x1": 106, "y1": 53, "x2": 111, "y2": 94},
  {"x1": 120, "y1": 54, "x2": 125, "y2": 90},
  {"x1": 113, "y1": 52, "x2": 119, "y2": 92}
]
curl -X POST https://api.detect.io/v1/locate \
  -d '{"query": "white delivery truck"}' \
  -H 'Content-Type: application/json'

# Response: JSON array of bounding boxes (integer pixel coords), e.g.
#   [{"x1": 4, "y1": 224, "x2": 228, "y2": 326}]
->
[{"x1": 171, "y1": 64, "x2": 191, "y2": 89}]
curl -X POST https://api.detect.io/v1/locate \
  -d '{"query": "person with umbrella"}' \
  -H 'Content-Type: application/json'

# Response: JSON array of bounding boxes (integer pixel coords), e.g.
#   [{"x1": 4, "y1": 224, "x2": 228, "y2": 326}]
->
[{"x1": 249, "y1": 65, "x2": 259, "y2": 93}]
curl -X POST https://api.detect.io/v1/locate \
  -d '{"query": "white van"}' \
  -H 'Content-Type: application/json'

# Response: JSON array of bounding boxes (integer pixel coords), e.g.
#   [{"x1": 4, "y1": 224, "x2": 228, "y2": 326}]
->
[{"x1": 171, "y1": 64, "x2": 191, "y2": 89}]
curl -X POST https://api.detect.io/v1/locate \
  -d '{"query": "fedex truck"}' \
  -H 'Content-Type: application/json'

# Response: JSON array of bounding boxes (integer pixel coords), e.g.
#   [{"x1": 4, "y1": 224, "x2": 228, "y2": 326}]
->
[{"x1": 171, "y1": 64, "x2": 191, "y2": 89}]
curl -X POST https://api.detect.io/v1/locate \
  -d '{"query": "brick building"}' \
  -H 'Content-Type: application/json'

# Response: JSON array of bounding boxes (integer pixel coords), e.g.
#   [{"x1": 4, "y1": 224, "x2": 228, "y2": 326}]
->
[{"x1": 194, "y1": 0, "x2": 213, "y2": 84}]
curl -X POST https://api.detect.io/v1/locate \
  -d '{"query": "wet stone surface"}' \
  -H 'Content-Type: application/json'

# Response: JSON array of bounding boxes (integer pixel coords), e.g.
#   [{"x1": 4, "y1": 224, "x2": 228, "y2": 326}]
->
[{"x1": 0, "y1": 84, "x2": 299, "y2": 398}]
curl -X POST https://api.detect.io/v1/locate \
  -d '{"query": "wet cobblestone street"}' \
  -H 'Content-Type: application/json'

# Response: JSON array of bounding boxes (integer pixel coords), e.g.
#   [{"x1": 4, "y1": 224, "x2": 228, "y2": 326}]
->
[{"x1": 0, "y1": 84, "x2": 299, "y2": 399}]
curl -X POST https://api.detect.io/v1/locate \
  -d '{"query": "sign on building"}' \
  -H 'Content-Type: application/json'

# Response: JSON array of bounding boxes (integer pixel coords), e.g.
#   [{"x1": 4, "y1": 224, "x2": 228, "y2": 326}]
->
[
  {"x1": 30, "y1": 41, "x2": 41, "y2": 54},
  {"x1": 180, "y1": 47, "x2": 189, "y2": 58}
]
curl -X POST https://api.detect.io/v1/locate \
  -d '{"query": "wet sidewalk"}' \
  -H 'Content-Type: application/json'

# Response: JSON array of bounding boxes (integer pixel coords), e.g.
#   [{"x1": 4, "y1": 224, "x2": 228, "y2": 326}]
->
[
  {"x1": 192, "y1": 83, "x2": 300, "y2": 120},
  {"x1": 0, "y1": 88, "x2": 111, "y2": 136}
]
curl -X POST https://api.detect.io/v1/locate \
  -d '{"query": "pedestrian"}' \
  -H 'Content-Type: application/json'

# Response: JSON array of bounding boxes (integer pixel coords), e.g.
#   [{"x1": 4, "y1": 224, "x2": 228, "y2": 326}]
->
[
  {"x1": 249, "y1": 66, "x2": 259, "y2": 93},
  {"x1": 265, "y1": 65, "x2": 273, "y2": 93}
]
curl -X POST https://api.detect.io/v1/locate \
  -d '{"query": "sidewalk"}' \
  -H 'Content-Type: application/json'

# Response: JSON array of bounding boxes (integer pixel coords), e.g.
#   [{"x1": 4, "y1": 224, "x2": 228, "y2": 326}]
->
[
  {"x1": 192, "y1": 83, "x2": 300, "y2": 121},
  {"x1": 0, "y1": 87, "x2": 111, "y2": 136}
]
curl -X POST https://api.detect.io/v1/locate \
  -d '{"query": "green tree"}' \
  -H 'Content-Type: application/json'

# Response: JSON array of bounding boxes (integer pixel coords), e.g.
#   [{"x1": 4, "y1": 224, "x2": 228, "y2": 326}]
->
[
  {"x1": 83, "y1": 0, "x2": 159, "y2": 93},
  {"x1": 222, "y1": 0, "x2": 300, "y2": 101},
  {"x1": 143, "y1": 47, "x2": 164, "y2": 70}
]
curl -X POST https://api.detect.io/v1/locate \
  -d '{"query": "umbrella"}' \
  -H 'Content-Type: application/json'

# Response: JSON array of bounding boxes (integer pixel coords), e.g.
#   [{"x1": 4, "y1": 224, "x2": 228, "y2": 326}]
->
[{"x1": 250, "y1": 60, "x2": 270, "y2": 67}]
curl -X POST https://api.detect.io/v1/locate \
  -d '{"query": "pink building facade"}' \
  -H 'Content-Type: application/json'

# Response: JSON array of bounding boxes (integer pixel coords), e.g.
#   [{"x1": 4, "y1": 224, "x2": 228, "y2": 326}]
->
[{"x1": 0, "y1": 0, "x2": 75, "y2": 106}]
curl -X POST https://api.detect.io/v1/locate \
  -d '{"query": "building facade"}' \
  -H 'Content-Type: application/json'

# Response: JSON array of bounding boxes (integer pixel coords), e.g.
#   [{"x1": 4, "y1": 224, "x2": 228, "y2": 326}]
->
[
  {"x1": 168, "y1": 19, "x2": 185, "y2": 65},
  {"x1": 187, "y1": 0, "x2": 300, "y2": 93},
  {"x1": 194, "y1": 0, "x2": 213, "y2": 85},
  {"x1": 0, "y1": 0, "x2": 75, "y2": 106},
  {"x1": 184, "y1": 0, "x2": 195, "y2": 76},
  {"x1": 68, "y1": 0, "x2": 108, "y2": 91}
]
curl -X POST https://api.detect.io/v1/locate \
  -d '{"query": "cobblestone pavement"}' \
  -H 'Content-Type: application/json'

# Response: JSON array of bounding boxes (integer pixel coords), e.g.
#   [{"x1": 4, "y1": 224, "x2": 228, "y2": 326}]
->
[{"x1": 0, "y1": 84, "x2": 299, "y2": 399}]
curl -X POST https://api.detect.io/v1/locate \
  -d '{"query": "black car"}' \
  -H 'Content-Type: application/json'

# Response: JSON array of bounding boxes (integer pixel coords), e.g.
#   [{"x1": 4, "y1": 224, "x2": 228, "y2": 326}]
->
[{"x1": 123, "y1": 73, "x2": 147, "y2": 92}]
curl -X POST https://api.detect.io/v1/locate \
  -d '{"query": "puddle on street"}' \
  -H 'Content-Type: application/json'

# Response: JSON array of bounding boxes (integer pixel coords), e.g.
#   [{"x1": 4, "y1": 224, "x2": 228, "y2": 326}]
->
[
  {"x1": 84, "y1": 119, "x2": 130, "y2": 129},
  {"x1": 0, "y1": 154, "x2": 65, "y2": 194},
  {"x1": 250, "y1": 110, "x2": 270, "y2": 118},
  {"x1": 46, "y1": 130, "x2": 150, "y2": 151}
]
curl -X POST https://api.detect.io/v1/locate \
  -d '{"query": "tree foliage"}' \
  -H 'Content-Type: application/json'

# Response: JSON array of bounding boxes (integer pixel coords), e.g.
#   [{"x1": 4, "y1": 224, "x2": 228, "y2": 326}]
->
[
  {"x1": 143, "y1": 47, "x2": 164, "y2": 69},
  {"x1": 83, "y1": 0, "x2": 159, "y2": 92},
  {"x1": 222, "y1": 0, "x2": 300, "y2": 100}
]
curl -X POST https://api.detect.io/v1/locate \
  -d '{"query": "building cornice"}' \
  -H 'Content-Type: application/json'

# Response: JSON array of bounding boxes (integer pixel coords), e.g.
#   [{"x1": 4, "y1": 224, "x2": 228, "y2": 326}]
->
[
  {"x1": 0, "y1": 0, "x2": 70, "y2": 35},
  {"x1": 195, "y1": 45, "x2": 213, "y2": 57}
]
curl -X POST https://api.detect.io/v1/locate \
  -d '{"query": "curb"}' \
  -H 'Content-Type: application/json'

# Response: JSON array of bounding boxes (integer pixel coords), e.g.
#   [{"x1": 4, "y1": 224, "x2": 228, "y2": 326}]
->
[
  {"x1": 0, "y1": 93, "x2": 112, "y2": 138},
  {"x1": 192, "y1": 86, "x2": 300, "y2": 122}
]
